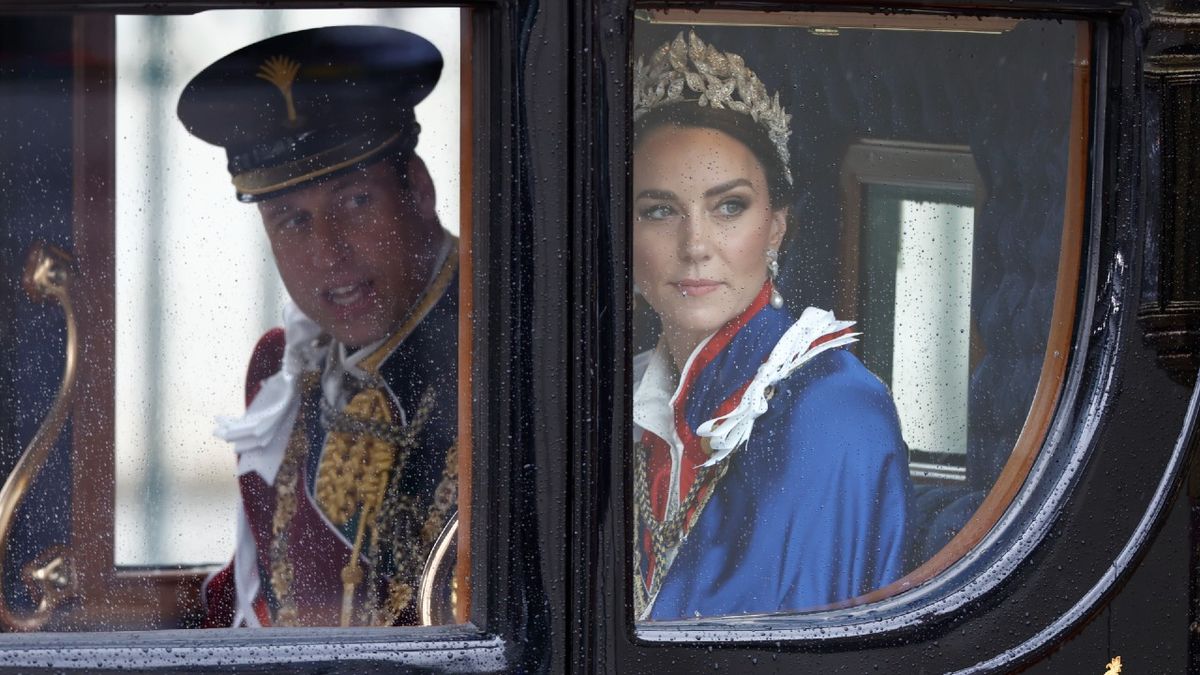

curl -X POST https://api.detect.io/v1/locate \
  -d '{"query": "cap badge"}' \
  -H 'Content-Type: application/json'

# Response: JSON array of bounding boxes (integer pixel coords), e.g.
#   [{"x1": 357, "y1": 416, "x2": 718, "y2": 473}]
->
[{"x1": 256, "y1": 55, "x2": 302, "y2": 126}]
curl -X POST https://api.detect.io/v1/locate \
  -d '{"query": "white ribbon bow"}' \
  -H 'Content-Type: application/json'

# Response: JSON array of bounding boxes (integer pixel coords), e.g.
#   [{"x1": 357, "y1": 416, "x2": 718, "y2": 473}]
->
[
  {"x1": 695, "y1": 307, "x2": 858, "y2": 467},
  {"x1": 213, "y1": 301, "x2": 326, "y2": 484}
]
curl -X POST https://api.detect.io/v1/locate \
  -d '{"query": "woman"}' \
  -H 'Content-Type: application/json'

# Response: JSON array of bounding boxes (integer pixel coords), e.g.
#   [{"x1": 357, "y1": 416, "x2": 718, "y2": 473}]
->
[{"x1": 632, "y1": 32, "x2": 910, "y2": 621}]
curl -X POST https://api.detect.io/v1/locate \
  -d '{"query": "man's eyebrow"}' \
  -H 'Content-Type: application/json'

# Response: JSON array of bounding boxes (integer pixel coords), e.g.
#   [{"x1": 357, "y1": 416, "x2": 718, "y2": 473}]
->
[
  {"x1": 330, "y1": 176, "x2": 367, "y2": 193},
  {"x1": 635, "y1": 189, "x2": 676, "y2": 201},
  {"x1": 704, "y1": 178, "x2": 754, "y2": 198}
]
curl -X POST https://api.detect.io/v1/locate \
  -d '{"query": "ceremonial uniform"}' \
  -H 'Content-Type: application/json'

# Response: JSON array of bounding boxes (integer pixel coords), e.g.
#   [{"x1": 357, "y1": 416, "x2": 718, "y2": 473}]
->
[
  {"x1": 633, "y1": 283, "x2": 910, "y2": 620},
  {"x1": 203, "y1": 243, "x2": 458, "y2": 627},
  {"x1": 177, "y1": 26, "x2": 459, "y2": 627}
]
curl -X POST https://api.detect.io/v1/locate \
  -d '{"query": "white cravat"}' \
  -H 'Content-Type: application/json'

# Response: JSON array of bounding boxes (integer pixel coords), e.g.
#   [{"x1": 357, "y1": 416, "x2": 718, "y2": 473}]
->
[
  {"x1": 213, "y1": 301, "x2": 326, "y2": 485},
  {"x1": 211, "y1": 300, "x2": 326, "y2": 627}
]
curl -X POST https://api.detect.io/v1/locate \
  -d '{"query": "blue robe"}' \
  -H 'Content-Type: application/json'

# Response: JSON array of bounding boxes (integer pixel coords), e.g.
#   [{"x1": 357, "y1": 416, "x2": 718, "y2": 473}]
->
[{"x1": 640, "y1": 299, "x2": 910, "y2": 620}]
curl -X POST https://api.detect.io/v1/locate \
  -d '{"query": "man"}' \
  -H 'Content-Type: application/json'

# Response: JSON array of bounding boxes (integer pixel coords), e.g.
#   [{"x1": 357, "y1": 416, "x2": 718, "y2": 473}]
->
[{"x1": 176, "y1": 26, "x2": 458, "y2": 628}]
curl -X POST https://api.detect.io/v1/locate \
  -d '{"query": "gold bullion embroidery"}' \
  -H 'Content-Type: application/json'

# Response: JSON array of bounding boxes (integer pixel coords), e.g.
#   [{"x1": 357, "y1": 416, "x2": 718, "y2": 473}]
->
[
  {"x1": 268, "y1": 371, "x2": 320, "y2": 627},
  {"x1": 374, "y1": 439, "x2": 458, "y2": 626},
  {"x1": 315, "y1": 388, "x2": 397, "y2": 526},
  {"x1": 273, "y1": 246, "x2": 459, "y2": 626},
  {"x1": 256, "y1": 55, "x2": 301, "y2": 125}
]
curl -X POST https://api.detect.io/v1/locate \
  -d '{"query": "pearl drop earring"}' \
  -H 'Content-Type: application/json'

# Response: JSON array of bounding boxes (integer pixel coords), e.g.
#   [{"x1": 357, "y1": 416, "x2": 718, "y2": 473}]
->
[{"x1": 767, "y1": 249, "x2": 784, "y2": 309}]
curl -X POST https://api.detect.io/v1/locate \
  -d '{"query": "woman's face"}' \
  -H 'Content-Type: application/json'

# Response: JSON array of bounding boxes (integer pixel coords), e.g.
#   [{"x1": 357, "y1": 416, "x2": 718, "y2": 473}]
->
[{"x1": 633, "y1": 125, "x2": 787, "y2": 353}]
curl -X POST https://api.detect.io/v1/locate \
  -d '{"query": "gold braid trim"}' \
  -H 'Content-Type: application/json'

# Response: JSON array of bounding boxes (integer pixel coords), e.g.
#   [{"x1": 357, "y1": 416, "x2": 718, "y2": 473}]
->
[
  {"x1": 268, "y1": 371, "x2": 321, "y2": 627},
  {"x1": 375, "y1": 440, "x2": 458, "y2": 625},
  {"x1": 334, "y1": 387, "x2": 428, "y2": 627},
  {"x1": 358, "y1": 240, "x2": 458, "y2": 374},
  {"x1": 335, "y1": 387, "x2": 399, "y2": 626},
  {"x1": 330, "y1": 385, "x2": 445, "y2": 626},
  {"x1": 315, "y1": 238, "x2": 456, "y2": 527},
  {"x1": 313, "y1": 240, "x2": 458, "y2": 625},
  {"x1": 316, "y1": 389, "x2": 397, "y2": 527},
  {"x1": 233, "y1": 130, "x2": 404, "y2": 197}
]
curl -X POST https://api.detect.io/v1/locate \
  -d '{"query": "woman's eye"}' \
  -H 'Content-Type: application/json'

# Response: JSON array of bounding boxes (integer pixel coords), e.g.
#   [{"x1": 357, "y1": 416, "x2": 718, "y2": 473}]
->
[
  {"x1": 715, "y1": 198, "x2": 746, "y2": 217},
  {"x1": 638, "y1": 204, "x2": 675, "y2": 221}
]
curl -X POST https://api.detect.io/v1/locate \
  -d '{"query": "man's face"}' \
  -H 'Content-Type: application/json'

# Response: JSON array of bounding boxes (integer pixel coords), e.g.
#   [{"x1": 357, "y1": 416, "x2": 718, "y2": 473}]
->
[{"x1": 257, "y1": 157, "x2": 444, "y2": 347}]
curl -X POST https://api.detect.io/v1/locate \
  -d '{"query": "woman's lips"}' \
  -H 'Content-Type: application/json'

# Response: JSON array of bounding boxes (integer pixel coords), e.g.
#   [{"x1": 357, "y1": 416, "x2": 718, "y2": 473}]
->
[{"x1": 674, "y1": 279, "x2": 722, "y2": 297}]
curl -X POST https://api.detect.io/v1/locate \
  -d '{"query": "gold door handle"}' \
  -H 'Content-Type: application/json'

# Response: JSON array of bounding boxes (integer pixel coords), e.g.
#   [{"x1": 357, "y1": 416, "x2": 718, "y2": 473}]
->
[
  {"x1": 418, "y1": 511, "x2": 458, "y2": 626},
  {"x1": 0, "y1": 243, "x2": 80, "y2": 631}
]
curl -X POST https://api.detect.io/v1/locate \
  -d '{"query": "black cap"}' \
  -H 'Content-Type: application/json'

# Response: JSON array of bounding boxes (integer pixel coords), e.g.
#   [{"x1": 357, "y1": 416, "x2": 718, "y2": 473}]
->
[{"x1": 177, "y1": 25, "x2": 442, "y2": 202}]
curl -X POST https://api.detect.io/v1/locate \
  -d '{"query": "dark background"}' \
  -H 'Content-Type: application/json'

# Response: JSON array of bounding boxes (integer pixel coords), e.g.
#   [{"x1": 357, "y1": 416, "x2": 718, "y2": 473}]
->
[{"x1": 0, "y1": 17, "x2": 77, "y2": 614}]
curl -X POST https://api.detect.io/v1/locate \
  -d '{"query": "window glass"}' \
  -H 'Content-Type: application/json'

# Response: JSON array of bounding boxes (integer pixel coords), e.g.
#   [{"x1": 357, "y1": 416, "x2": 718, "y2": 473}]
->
[
  {"x1": 0, "y1": 7, "x2": 468, "y2": 631},
  {"x1": 630, "y1": 9, "x2": 1087, "y2": 621},
  {"x1": 113, "y1": 7, "x2": 462, "y2": 568}
]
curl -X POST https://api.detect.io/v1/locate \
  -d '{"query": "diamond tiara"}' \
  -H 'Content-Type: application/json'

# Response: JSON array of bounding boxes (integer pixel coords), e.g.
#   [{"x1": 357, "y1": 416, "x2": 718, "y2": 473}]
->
[{"x1": 633, "y1": 31, "x2": 793, "y2": 185}]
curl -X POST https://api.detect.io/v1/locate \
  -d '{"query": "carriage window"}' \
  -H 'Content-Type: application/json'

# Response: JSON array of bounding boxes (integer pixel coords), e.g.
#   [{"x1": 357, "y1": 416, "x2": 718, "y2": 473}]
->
[
  {"x1": 0, "y1": 7, "x2": 470, "y2": 631},
  {"x1": 842, "y1": 141, "x2": 985, "y2": 483},
  {"x1": 630, "y1": 8, "x2": 1088, "y2": 622}
]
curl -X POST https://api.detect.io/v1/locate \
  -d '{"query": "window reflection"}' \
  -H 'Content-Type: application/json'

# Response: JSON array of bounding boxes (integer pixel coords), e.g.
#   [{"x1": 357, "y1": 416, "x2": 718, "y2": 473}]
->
[{"x1": 844, "y1": 140, "x2": 987, "y2": 483}]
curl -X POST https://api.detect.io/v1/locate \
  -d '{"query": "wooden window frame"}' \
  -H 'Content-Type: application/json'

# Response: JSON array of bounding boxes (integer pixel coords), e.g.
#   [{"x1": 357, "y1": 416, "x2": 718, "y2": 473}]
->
[
  {"x1": 617, "y1": 7, "x2": 1091, "y2": 636},
  {"x1": 587, "y1": 2, "x2": 1200, "y2": 672},
  {"x1": 32, "y1": 9, "x2": 480, "y2": 632},
  {"x1": 0, "y1": 0, "x2": 566, "y2": 669}
]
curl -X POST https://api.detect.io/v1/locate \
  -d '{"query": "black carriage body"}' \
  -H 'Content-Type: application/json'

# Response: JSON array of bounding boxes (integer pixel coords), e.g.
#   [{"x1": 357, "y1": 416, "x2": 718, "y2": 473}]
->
[{"x1": 0, "y1": 0, "x2": 1197, "y2": 672}]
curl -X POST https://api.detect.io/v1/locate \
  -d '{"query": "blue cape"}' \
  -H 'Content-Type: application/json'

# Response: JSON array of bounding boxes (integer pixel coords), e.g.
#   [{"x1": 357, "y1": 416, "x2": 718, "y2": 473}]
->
[{"x1": 646, "y1": 302, "x2": 911, "y2": 619}]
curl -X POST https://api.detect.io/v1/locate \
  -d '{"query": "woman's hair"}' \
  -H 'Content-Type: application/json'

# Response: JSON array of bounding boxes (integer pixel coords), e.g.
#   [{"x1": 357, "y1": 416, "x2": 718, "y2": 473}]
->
[{"x1": 633, "y1": 102, "x2": 794, "y2": 210}]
